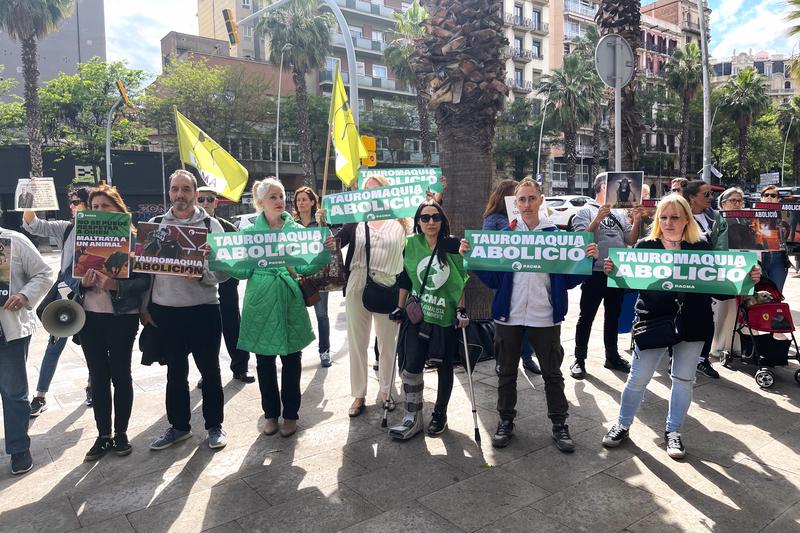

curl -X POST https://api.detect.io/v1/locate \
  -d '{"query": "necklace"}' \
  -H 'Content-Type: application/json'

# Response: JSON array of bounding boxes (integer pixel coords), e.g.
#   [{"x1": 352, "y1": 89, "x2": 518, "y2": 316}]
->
[{"x1": 663, "y1": 238, "x2": 681, "y2": 248}]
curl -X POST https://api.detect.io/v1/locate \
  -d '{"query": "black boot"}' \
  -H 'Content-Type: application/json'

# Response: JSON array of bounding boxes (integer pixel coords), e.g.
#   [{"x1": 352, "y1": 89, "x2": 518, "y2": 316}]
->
[{"x1": 427, "y1": 410, "x2": 447, "y2": 436}]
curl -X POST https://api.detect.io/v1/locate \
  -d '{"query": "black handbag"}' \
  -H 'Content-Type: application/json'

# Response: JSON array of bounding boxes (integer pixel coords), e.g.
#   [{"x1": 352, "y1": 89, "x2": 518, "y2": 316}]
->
[
  {"x1": 361, "y1": 222, "x2": 399, "y2": 314},
  {"x1": 632, "y1": 294, "x2": 685, "y2": 350}
]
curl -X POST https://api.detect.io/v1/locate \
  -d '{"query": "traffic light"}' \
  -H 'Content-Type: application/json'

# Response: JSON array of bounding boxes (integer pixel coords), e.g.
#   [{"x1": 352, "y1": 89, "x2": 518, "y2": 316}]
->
[
  {"x1": 360, "y1": 135, "x2": 377, "y2": 167},
  {"x1": 222, "y1": 9, "x2": 239, "y2": 46}
]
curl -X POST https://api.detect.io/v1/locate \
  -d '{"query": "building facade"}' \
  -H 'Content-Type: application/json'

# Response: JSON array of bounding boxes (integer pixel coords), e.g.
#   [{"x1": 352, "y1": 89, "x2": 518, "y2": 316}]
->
[
  {"x1": 711, "y1": 50, "x2": 797, "y2": 106},
  {"x1": 503, "y1": 0, "x2": 552, "y2": 103}
]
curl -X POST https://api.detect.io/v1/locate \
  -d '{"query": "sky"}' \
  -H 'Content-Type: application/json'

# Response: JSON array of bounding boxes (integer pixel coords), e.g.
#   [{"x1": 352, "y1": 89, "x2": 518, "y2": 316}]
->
[{"x1": 105, "y1": 0, "x2": 797, "y2": 75}]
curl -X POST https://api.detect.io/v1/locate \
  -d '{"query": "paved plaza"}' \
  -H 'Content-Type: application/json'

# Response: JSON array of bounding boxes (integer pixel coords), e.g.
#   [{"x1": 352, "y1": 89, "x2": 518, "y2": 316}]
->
[{"x1": 1, "y1": 251, "x2": 800, "y2": 532}]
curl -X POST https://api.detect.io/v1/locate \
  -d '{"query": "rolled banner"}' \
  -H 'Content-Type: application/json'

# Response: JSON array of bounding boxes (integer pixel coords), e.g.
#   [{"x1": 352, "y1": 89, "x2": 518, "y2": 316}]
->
[
  {"x1": 322, "y1": 182, "x2": 427, "y2": 224},
  {"x1": 606, "y1": 248, "x2": 759, "y2": 295},
  {"x1": 357, "y1": 167, "x2": 442, "y2": 193},
  {"x1": 208, "y1": 227, "x2": 332, "y2": 271},
  {"x1": 463, "y1": 230, "x2": 595, "y2": 275}
]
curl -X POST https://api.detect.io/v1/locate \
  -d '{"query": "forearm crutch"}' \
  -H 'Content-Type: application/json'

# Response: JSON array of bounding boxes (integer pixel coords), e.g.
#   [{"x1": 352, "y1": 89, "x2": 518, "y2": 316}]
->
[{"x1": 461, "y1": 327, "x2": 481, "y2": 445}]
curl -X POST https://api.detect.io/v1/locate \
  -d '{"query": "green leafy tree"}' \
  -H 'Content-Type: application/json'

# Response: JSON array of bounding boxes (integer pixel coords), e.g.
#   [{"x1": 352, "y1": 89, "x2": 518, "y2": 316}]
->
[
  {"x1": 256, "y1": 0, "x2": 334, "y2": 185},
  {"x1": 38, "y1": 57, "x2": 150, "y2": 165},
  {"x1": 717, "y1": 67, "x2": 771, "y2": 183},
  {"x1": 494, "y1": 98, "x2": 553, "y2": 179},
  {"x1": 571, "y1": 25, "x2": 607, "y2": 178},
  {"x1": 775, "y1": 96, "x2": 800, "y2": 185},
  {"x1": 384, "y1": 0, "x2": 432, "y2": 165},
  {"x1": 538, "y1": 53, "x2": 603, "y2": 193},
  {"x1": 664, "y1": 42, "x2": 703, "y2": 176},
  {"x1": 0, "y1": 0, "x2": 74, "y2": 176},
  {"x1": 280, "y1": 94, "x2": 331, "y2": 185},
  {"x1": 360, "y1": 100, "x2": 419, "y2": 165},
  {"x1": 0, "y1": 66, "x2": 24, "y2": 143}
]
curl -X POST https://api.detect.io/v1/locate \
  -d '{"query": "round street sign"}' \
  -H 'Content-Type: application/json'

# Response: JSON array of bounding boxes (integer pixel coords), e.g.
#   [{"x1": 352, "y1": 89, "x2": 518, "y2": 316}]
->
[{"x1": 594, "y1": 34, "x2": 635, "y2": 89}]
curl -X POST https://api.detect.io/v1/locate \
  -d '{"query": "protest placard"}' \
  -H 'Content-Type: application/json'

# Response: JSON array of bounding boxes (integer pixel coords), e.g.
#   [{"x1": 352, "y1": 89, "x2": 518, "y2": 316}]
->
[
  {"x1": 606, "y1": 248, "x2": 758, "y2": 295},
  {"x1": 73, "y1": 211, "x2": 132, "y2": 279},
  {"x1": 720, "y1": 209, "x2": 784, "y2": 251},
  {"x1": 14, "y1": 178, "x2": 59, "y2": 211},
  {"x1": 322, "y1": 182, "x2": 427, "y2": 224},
  {"x1": 208, "y1": 227, "x2": 331, "y2": 271},
  {"x1": 462, "y1": 230, "x2": 595, "y2": 275},
  {"x1": 604, "y1": 171, "x2": 644, "y2": 208},
  {"x1": 0, "y1": 237, "x2": 11, "y2": 306},
  {"x1": 133, "y1": 222, "x2": 208, "y2": 277},
  {"x1": 358, "y1": 167, "x2": 442, "y2": 193}
]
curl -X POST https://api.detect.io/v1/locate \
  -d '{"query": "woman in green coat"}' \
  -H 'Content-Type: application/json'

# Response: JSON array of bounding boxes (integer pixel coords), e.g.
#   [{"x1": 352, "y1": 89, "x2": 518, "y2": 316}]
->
[{"x1": 230, "y1": 177, "x2": 334, "y2": 438}]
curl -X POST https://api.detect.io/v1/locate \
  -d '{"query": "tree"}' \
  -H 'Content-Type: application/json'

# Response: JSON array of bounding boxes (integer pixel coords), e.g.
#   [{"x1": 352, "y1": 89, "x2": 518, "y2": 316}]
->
[
  {"x1": 384, "y1": 0, "x2": 433, "y2": 166},
  {"x1": 0, "y1": 66, "x2": 24, "y2": 143},
  {"x1": 570, "y1": 25, "x2": 607, "y2": 179},
  {"x1": 776, "y1": 96, "x2": 800, "y2": 185},
  {"x1": 0, "y1": 0, "x2": 74, "y2": 176},
  {"x1": 494, "y1": 98, "x2": 553, "y2": 179},
  {"x1": 281, "y1": 94, "x2": 331, "y2": 184},
  {"x1": 413, "y1": 0, "x2": 507, "y2": 317},
  {"x1": 664, "y1": 42, "x2": 703, "y2": 177},
  {"x1": 38, "y1": 57, "x2": 150, "y2": 165},
  {"x1": 256, "y1": 0, "x2": 334, "y2": 186},
  {"x1": 596, "y1": 0, "x2": 642, "y2": 170},
  {"x1": 538, "y1": 53, "x2": 602, "y2": 193},
  {"x1": 717, "y1": 67, "x2": 771, "y2": 183},
  {"x1": 360, "y1": 100, "x2": 419, "y2": 164}
]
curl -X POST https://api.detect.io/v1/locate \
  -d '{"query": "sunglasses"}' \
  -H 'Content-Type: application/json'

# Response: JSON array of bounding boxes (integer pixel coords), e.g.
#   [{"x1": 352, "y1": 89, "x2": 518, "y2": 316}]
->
[
  {"x1": 69, "y1": 199, "x2": 83, "y2": 206},
  {"x1": 670, "y1": 188, "x2": 681, "y2": 193},
  {"x1": 419, "y1": 214, "x2": 442, "y2": 223},
  {"x1": 197, "y1": 196, "x2": 216, "y2": 203},
  {"x1": 701, "y1": 191, "x2": 711, "y2": 197},
  {"x1": 762, "y1": 193, "x2": 778, "y2": 198}
]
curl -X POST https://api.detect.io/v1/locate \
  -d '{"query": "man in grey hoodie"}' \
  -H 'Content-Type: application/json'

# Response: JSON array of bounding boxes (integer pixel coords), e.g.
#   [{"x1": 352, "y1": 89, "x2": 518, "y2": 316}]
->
[
  {"x1": 0, "y1": 217, "x2": 53, "y2": 475},
  {"x1": 144, "y1": 170, "x2": 230, "y2": 451}
]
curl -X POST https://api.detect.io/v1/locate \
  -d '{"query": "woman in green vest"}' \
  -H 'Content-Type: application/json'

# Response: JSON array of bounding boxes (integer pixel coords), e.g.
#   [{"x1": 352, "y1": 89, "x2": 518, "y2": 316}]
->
[{"x1": 388, "y1": 201, "x2": 469, "y2": 440}]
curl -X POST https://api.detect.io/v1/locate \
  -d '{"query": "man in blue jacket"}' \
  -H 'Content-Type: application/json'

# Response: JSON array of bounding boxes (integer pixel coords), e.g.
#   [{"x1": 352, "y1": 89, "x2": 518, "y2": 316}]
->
[{"x1": 460, "y1": 179, "x2": 597, "y2": 452}]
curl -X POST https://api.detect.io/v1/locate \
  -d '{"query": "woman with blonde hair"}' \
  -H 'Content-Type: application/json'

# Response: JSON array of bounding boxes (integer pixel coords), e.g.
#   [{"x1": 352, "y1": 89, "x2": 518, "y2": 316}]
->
[
  {"x1": 602, "y1": 194, "x2": 761, "y2": 459},
  {"x1": 337, "y1": 174, "x2": 408, "y2": 416}
]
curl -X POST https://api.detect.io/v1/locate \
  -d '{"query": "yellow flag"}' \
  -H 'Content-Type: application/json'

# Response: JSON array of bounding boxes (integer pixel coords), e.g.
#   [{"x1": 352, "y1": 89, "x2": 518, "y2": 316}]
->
[
  {"x1": 329, "y1": 68, "x2": 367, "y2": 187},
  {"x1": 175, "y1": 109, "x2": 248, "y2": 202}
]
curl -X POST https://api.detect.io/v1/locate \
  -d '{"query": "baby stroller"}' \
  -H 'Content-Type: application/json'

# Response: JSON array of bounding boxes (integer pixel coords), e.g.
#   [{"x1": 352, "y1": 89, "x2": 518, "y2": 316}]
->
[{"x1": 722, "y1": 277, "x2": 800, "y2": 389}]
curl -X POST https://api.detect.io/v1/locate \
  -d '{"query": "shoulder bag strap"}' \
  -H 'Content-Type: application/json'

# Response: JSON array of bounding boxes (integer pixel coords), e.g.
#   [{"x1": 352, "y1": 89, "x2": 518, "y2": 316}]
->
[
  {"x1": 417, "y1": 240, "x2": 440, "y2": 298},
  {"x1": 363, "y1": 222, "x2": 371, "y2": 272}
]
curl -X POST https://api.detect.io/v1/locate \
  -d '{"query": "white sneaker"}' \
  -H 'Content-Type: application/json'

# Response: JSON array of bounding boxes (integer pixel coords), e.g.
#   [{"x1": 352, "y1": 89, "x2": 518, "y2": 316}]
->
[
  {"x1": 665, "y1": 431, "x2": 686, "y2": 459},
  {"x1": 208, "y1": 427, "x2": 227, "y2": 449}
]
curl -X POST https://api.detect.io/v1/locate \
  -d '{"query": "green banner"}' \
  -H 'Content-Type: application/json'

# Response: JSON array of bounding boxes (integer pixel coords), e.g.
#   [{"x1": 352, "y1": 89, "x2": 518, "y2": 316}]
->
[
  {"x1": 606, "y1": 248, "x2": 758, "y2": 295},
  {"x1": 207, "y1": 227, "x2": 331, "y2": 270},
  {"x1": 462, "y1": 230, "x2": 595, "y2": 275},
  {"x1": 357, "y1": 167, "x2": 442, "y2": 193},
  {"x1": 322, "y1": 182, "x2": 427, "y2": 224}
]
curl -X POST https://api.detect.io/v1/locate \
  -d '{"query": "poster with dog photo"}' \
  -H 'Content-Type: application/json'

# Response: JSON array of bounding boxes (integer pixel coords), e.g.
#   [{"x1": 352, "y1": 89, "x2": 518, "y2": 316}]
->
[
  {"x1": 604, "y1": 171, "x2": 644, "y2": 209},
  {"x1": 72, "y1": 210, "x2": 132, "y2": 279},
  {"x1": 0, "y1": 237, "x2": 11, "y2": 306}
]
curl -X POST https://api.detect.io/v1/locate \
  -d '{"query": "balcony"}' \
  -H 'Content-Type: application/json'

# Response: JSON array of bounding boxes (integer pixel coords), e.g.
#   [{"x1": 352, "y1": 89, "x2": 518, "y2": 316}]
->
[
  {"x1": 682, "y1": 19, "x2": 701, "y2": 32},
  {"x1": 564, "y1": 0, "x2": 598, "y2": 20},
  {"x1": 319, "y1": 69, "x2": 414, "y2": 96},
  {"x1": 330, "y1": 31, "x2": 386, "y2": 55},
  {"x1": 532, "y1": 22, "x2": 550, "y2": 35},
  {"x1": 504, "y1": 13, "x2": 548, "y2": 34},
  {"x1": 506, "y1": 78, "x2": 533, "y2": 93},
  {"x1": 332, "y1": 0, "x2": 395, "y2": 21},
  {"x1": 563, "y1": 29, "x2": 586, "y2": 41},
  {"x1": 576, "y1": 145, "x2": 593, "y2": 157},
  {"x1": 511, "y1": 48, "x2": 534, "y2": 63}
]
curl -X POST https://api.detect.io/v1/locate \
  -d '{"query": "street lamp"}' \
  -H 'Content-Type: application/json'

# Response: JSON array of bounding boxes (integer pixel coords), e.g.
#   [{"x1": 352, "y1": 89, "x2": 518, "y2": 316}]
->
[
  {"x1": 151, "y1": 140, "x2": 167, "y2": 211},
  {"x1": 275, "y1": 42, "x2": 292, "y2": 180},
  {"x1": 536, "y1": 87, "x2": 552, "y2": 185},
  {"x1": 782, "y1": 116, "x2": 794, "y2": 187}
]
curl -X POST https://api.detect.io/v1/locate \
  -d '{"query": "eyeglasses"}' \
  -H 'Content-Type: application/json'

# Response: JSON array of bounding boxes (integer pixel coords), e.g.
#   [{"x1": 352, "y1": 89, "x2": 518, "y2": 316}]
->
[
  {"x1": 762, "y1": 193, "x2": 779, "y2": 199},
  {"x1": 197, "y1": 196, "x2": 216, "y2": 203},
  {"x1": 670, "y1": 188, "x2": 681, "y2": 193},
  {"x1": 69, "y1": 200, "x2": 83, "y2": 206},
  {"x1": 419, "y1": 214, "x2": 442, "y2": 223},
  {"x1": 723, "y1": 197, "x2": 743, "y2": 205}
]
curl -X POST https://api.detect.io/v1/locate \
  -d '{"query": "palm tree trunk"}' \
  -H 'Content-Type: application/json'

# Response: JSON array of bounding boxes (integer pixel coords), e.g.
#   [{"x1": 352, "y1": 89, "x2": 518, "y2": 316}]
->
[
  {"x1": 292, "y1": 69, "x2": 314, "y2": 186},
  {"x1": 793, "y1": 142, "x2": 800, "y2": 186},
  {"x1": 21, "y1": 36, "x2": 43, "y2": 177},
  {"x1": 738, "y1": 125, "x2": 748, "y2": 183},
  {"x1": 680, "y1": 96, "x2": 690, "y2": 176},
  {"x1": 622, "y1": 85, "x2": 640, "y2": 170},
  {"x1": 565, "y1": 129, "x2": 577, "y2": 195},
  {"x1": 416, "y1": 83, "x2": 432, "y2": 166}
]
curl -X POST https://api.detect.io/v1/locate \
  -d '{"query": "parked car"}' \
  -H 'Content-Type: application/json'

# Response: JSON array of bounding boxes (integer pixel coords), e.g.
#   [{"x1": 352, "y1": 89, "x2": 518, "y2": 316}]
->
[
  {"x1": 232, "y1": 212, "x2": 258, "y2": 230},
  {"x1": 546, "y1": 195, "x2": 594, "y2": 228}
]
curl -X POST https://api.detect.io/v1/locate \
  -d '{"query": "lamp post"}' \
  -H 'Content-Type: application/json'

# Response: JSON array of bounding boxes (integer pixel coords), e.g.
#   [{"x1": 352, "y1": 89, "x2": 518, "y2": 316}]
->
[
  {"x1": 105, "y1": 95, "x2": 123, "y2": 185},
  {"x1": 151, "y1": 140, "x2": 167, "y2": 211},
  {"x1": 536, "y1": 87, "x2": 552, "y2": 184},
  {"x1": 782, "y1": 116, "x2": 794, "y2": 187},
  {"x1": 275, "y1": 42, "x2": 292, "y2": 180}
]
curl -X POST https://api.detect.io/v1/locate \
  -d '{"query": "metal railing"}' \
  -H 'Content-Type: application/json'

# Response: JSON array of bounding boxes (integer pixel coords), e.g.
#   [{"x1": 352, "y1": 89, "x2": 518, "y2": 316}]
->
[
  {"x1": 506, "y1": 78, "x2": 533, "y2": 92},
  {"x1": 330, "y1": 31, "x2": 386, "y2": 53},
  {"x1": 334, "y1": 0, "x2": 394, "y2": 18},
  {"x1": 564, "y1": 0, "x2": 598, "y2": 19}
]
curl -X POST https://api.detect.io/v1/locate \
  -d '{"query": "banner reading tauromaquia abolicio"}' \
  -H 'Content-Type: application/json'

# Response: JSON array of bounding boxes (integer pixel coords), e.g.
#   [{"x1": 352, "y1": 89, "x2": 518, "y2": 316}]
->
[
  {"x1": 462, "y1": 230, "x2": 595, "y2": 275},
  {"x1": 606, "y1": 248, "x2": 758, "y2": 295},
  {"x1": 357, "y1": 167, "x2": 443, "y2": 193},
  {"x1": 322, "y1": 182, "x2": 427, "y2": 224},
  {"x1": 207, "y1": 227, "x2": 331, "y2": 271}
]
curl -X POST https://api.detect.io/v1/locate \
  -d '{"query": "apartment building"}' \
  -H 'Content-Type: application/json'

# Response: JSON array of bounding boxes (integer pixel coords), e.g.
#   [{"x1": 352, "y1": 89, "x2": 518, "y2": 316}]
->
[
  {"x1": 711, "y1": 50, "x2": 797, "y2": 106},
  {"x1": 503, "y1": 0, "x2": 552, "y2": 103}
]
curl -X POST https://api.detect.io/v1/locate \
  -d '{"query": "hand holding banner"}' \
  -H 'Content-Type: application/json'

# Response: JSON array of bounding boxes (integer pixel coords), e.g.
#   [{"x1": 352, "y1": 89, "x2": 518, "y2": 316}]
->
[
  {"x1": 322, "y1": 182, "x2": 427, "y2": 225},
  {"x1": 462, "y1": 230, "x2": 595, "y2": 275},
  {"x1": 73, "y1": 211, "x2": 132, "y2": 279},
  {"x1": 606, "y1": 248, "x2": 758, "y2": 295},
  {"x1": 208, "y1": 227, "x2": 331, "y2": 271}
]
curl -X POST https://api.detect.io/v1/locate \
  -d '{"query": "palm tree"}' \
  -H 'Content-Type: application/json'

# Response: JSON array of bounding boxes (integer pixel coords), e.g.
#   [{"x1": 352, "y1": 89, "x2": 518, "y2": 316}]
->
[
  {"x1": 596, "y1": 0, "x2": 642, "y2": 170},
  {"x1": 412, "y1": 0, "x2": 507, "y2": 317},
  {"x1": 717, "y1": 67, "x2": 770, "y2": 183},
  {"x1": 664, "y1": 42, "x2": 703, "y2": 177},
  {"x1": 776, "y1": 95, "x2": 800, "y2": 185},
  {"x1": 0, "y1": 0, "x2": 74, "y2": 176},
  {"x1": 571, "y1": 25, "x2": 606, "y2": 179},
  {"x1": 257, "y1": 0, "x2": 333, "y2": 186},
  {"x1": 384, "y1": 0, "x2": 433, "y2": 166},
  {"x1": 538, "y1": 53, "x2": 602, "y2": 194}
]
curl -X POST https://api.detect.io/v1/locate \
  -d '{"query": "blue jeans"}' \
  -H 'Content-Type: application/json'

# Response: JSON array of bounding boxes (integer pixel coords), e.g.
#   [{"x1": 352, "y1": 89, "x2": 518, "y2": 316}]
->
[
  {"x1": 313, "y1": 291, "x2": 330, "y2": 354},
  {"x1": 618, "y1": 340, "x2": 703, "y2": 433},
  {"x1": 35, "y1": 335, "x2": 68, "y2": 393},
  {"x1": 761, "y1": 251, "x2": 789, "y2": 292},
  {"x1": 0, "y1": 336, "x2": 32, "y2": 454}
]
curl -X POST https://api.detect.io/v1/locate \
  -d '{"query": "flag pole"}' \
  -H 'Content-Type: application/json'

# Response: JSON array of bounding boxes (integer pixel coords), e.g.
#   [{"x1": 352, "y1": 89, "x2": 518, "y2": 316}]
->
[
  {"x1": 174, "y1": 106, "x2": 186, "y2": 170},
  {"x1": 321, "y1": 124, "x2": 333, "y2": 198}
]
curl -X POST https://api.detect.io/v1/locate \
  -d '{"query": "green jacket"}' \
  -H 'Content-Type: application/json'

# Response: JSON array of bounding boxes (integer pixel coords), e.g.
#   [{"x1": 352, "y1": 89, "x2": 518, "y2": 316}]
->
[{"x1": 230, "y1": 212, "x2": 322, "y2": 356}]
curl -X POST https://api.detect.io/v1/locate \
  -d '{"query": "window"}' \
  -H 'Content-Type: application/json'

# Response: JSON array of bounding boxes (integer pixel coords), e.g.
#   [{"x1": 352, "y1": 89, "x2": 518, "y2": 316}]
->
[
  {"x1": 532, "y1": 40, "x2": 541, "y2": 58},
  {"x1": 358, "y1": 99, "x2": 366, "y2": 113},
  {"x1": 373, "y1": 65, "x2": 388, "y2": 79},
  {"x1": 244, "y1": 25, "x2": 253, "y2": 39},
  {"x1": 372, "y1": 30, "x2": 385, "y2": 42},
  {"x1": 514, "y1": 37, "x2": 523, "y2": 51},
  {"x1": 325, "y1": 56, "x2": 340, "y2": 71},
  {"x1": 404, "y1": 139, "x2": 421, "y2": 153},
  {"x1": 376, "y1": 136, "x2": 389, "y2": 150},
  {"x1": 514, "y1": 4, "x2": 523, "y2": 19},
  {"x1": 350, "y1": 26, "x2": 363, "y2": 39},
  {"x1": 514, "y1": 68, "x2": 524, "y2": 85},
  {"x1": 356, "y1": 61, "x2": 366, "y2": 75},
  {"x1": 242, "y1": 0, "x2": 251, "y2": 7},
  {"x1": 786, "y1": 81, "x2": 792, "y2": 90},
  {"x1": 429, "y1": 140, "x2": 438, "y2": 153},
  {"x1": 532, "y1": 9, "x2": 541, "y2": 29}
]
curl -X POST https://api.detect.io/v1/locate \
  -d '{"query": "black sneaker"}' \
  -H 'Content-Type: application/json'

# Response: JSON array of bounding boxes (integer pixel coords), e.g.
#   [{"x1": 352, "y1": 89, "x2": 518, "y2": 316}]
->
[
  {"x1": 372, "y1": 360, "x2": 379, "y2": 371},
  {"x1": 552, "y1": 424, "x2": 575, "y2": 453},
  {"x1": 85, "y1": 386, "x2": 93, "y2": 407},
  {"x1": 491, "y1": 420, "x2": 515, "y2": 448},
  {"x1": 604, "y1": 357, "x2": 631, "y2": 373},
  {"x1": 10, "y1": 451, "x2": 33, "y2": 475},
  {"x1": 197, "y1": 379, "x2": 203, "y2": 389},
  {"x1": 427, "y1": 411, "x2": 448, "y2": 436},
  {"x1": 665, "y1": 431, "x2": 686, "y2": 459},
  {"x1": 570, "y1": 359, "x2": 586, "y2": 379},
  {"x1": 84, "y1": 437, "x2": 113, "y2": 462},
  {"x1": 233, "y1": 372, "x2": 256, "y2": 384},
  {"x1": 29, "y1": 396, "x2": 47, "y2": 417},
  {"x1": 522, "y1": 357, "x2": 541, "y2": 374},
  {"x1": 113, "y1": 433, "x2": 132, "y2": 456},
  {"x1": 602, "y1": 423, "x2": 630, "y2": 448},
  {"x1": 697, "y1": 360, "x2": 720, "y2": 379}
]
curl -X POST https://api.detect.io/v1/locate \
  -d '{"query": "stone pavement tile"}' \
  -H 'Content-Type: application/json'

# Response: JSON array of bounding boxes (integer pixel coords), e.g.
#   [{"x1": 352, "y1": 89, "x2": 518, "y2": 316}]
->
[
  {"x1": 0, "y1": 454, "x2": 103, "y2": 510},
  {"x1": 126, "y1": 479, "x2": 267, "y2": 533},
  {"x1": 761, "y1": 500, "x2": 800, "y2": 532},
  {"x1": 236, "y1": 485, "x2": 381, "y2": 533},
  {"x1": 69, "y1": 462, "x2": 211, "y2": 527},
  {"x1": 341, "y1": 429, "x2": 433, "y2": 471},
  {"x1": 66, "y1": 515, "x2": 135, "y2": 533},
  {"x1": 340, "y1": 502, "x2": 464, "y2": 533},
  {"x1": 420, "y1": 467, "x2": 549, "y2": 532},
  {"x1": 204, "y1": 521, "x2": 246, "y2": 533},
  {"x1": 0, "y1": 495, "x2": 80, "y2": 533},
  {"x1": 563, "y1": 379, "x2": 629, "y2": 424},
  {"x1": 748, "y1": 423, "x2": 800, "y2": 476},
  {"x1": 475, "y1": 506, "x2": 576, "y2": 533},
  {"x1": 242, "y1": 450, "x2": 368, "y2": 505},
  {"x1": 344, "y1": 453, "x2": 469, "y2": 511},
  {"x1": 531, "y1": 472, "x2": 668, "y2": 533}
]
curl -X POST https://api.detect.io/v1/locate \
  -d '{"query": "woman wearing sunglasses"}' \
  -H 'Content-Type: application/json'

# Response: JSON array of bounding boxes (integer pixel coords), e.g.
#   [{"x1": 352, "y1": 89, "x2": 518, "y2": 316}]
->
[
  {"x1": 759, "y1": 185, "x2": 791, "y2": 291},
  {"x1": 387, "y1": 202, "x2": 469, "y2": 439}
]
